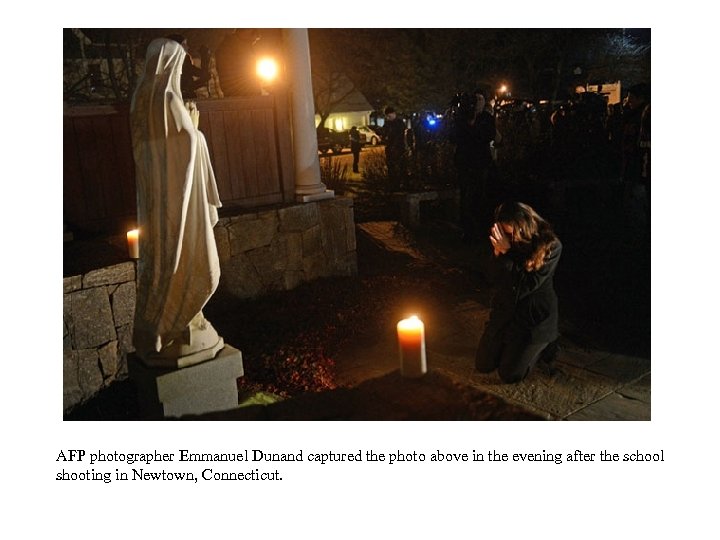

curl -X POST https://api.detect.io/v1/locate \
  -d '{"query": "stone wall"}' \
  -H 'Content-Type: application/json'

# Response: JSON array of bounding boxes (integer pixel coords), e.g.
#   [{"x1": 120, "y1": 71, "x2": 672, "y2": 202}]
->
[
  {"x1": 63, "y1": 262, "x2": 136, "y2": 412},
  {"x1": 214, "y1": 197, "x2": 357, "y2": 298},
  {"x1": 63, "y1": 197, "x2": 357, "y2": 413}
]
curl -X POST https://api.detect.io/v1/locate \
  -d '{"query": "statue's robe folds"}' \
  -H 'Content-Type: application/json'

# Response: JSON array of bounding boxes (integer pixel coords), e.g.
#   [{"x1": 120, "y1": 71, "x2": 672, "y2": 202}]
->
[{"x1": 130, "y1": 38, "x2": 222, "y2": 362}]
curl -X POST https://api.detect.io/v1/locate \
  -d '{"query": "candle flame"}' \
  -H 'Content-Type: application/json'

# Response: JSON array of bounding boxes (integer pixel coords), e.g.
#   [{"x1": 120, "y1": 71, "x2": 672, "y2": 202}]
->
[
  {"x1": 397, "y1": 315, "x2": 424, "y2": 331},
  {"x1": 127, "y1": 228, "x2": 140, "y2": 259}
]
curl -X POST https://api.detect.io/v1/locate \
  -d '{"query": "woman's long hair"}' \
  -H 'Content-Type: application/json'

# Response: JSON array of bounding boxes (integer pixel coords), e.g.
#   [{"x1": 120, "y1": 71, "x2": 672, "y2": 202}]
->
[{"x1": 495, "y1": 202, "x2": 559, "y2": 272}]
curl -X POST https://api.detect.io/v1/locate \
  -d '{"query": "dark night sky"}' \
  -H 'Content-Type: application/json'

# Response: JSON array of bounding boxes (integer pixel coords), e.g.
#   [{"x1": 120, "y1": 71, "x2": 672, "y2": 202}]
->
[
  {"x1": 626, "y1": 28, "x2": 651, "y2": 43},
  {"x1": 65, "y1": 28, "x2": 650, "y2": 111}
]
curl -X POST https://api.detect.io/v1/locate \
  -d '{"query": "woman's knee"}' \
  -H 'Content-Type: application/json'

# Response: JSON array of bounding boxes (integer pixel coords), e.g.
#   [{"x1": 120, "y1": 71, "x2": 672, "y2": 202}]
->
[{"x1": 497, "y1": 342, "x2": 547, "y2": 383}]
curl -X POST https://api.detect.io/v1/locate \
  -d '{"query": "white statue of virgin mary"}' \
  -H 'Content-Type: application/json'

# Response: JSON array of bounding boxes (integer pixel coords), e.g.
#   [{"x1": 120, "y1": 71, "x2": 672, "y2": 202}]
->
[{"x1": 130, "y1": 37, "x2": 224, "y2": 367}]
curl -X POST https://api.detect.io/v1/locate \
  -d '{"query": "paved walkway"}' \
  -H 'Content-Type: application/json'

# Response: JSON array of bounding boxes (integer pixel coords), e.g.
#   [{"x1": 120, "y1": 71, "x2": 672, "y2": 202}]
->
[{"x1": 336, "y1": 221, "x2": 650, "y2": 421}]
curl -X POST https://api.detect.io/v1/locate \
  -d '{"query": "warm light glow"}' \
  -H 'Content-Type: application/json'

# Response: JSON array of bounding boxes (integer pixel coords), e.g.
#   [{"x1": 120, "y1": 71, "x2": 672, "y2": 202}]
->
[
  {"x1": 334, "y1": 118, "x2": 344, "y2": 131},
  {"x1": 256, "y1": 57, "x2": 279, "y2": 82},
  {"x1": 127, "y1": 229, "x2": 139, "y2": 259},
  {"x1": 397, "y1": 315, "x2": 423, "y2": 333},
  {"x1": 397, "y1": 315, "x2": 427, "y2": 377},
  {"x1": 499, "y1": 84, "x2": 508, "y2": 93}
]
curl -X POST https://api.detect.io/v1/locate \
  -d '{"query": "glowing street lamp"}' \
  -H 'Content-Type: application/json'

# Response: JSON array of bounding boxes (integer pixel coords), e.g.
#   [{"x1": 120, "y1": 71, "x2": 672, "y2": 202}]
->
[
  {"x1": 495, "y1": 84, "x2": 510, "y2": 111},
  {"x1": 256, "y1": 57, "x2": 279, "y2": 84}
]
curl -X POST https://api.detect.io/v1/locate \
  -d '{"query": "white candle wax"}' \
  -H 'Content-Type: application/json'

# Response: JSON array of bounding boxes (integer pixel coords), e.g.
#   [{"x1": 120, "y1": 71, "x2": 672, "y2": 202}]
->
[
  {"x1": 127, "y1": 229, "x2": 139, "y2": 259},
  {"x1": 397, "y1": 315, "x2": 427, "y2": 377}
]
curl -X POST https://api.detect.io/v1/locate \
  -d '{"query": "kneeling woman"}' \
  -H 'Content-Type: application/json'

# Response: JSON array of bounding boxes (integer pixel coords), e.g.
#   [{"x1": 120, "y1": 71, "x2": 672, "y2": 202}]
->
[{"x1": 476, "y1": 202, "x2": 561, "y2": 383}]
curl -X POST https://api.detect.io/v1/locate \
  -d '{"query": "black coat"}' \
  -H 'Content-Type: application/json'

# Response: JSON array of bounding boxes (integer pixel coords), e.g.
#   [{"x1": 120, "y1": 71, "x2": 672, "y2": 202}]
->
[
  {"x1": 384, "y1": 117, "x2": 406, "y2": 157},
  {"x1": 349, "y1": 128, "x2": 362, "y2": 152},
  {"x1": 484, "y1": 239, "x2": 562, "y2": 344},
  {"x1": 454, "y1": 110, "x2": 496, "y2": 169}
]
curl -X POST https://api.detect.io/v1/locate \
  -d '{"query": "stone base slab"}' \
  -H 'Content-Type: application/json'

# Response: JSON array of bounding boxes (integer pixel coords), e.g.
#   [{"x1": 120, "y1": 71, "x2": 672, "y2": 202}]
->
[
  {"x1": 298, "y1": 190, "x2": 335, "y2": 203},
  {"x1": 128, "y1": 345, "x2": 244, "y2": 419}
]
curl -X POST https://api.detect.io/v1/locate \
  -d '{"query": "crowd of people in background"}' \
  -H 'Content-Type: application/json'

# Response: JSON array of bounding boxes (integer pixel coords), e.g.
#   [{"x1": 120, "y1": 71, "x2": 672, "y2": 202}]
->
[
  {"x1": 165, "y1": 31, "x2": 650, "y2": 232},
  {"x1": 378, "y1": 81, "x2": 650, "y2": 231}
]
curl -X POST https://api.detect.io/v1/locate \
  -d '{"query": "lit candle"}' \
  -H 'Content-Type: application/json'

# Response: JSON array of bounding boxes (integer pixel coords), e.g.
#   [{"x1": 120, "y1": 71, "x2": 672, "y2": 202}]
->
[
  {"x1": 127, "y1": 229, "x2": 139, "y2": 259},
  {"x1": 396, "y1": 315, "x2": 427, "y2": 377}
]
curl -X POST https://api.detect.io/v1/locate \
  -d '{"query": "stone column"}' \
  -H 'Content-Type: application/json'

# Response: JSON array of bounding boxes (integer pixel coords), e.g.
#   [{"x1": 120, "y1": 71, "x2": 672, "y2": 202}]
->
[{"x1": 282, "y1": 28, "x2": 334, "y2": 203}]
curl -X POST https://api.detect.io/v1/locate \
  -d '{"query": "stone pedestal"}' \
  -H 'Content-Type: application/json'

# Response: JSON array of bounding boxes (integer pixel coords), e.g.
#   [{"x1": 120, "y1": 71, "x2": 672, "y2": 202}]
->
[
  {"x1": 399, "y1": 189, "x2": 460, "y2": 229},
  {"x1": 128, "y1": 345, "x2": 244, "y2": 419}
]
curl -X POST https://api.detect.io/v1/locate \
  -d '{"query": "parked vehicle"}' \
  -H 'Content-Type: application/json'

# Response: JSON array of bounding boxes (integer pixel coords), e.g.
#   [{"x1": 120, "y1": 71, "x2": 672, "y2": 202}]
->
[
  {"x1": 317, "y1": 127, "x2": 350, "y2": 154},
  {"x1": 358, "y1": 125, "x2": 382, "y2": 145}
]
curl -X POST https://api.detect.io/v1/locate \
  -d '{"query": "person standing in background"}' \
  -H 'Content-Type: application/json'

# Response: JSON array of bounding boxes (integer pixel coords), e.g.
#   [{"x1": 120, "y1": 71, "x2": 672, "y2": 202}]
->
[
  {"x1": 383, "y1": 106, "x2": 406, "y2": 188},
  {"x1": 453, "y1": 89, "x2": 496, "y2": 242},
  {"x1": 349, "y1": 126, "x2": 362, "y2": 174}
]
